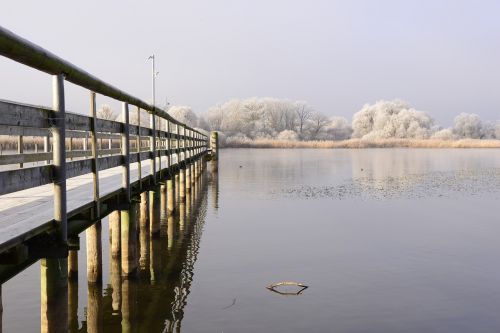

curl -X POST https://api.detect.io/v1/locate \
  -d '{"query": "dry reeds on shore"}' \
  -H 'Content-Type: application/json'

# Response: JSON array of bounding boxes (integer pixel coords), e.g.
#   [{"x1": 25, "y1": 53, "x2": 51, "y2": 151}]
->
[{"x1": 223, "y1": 138, "x2": 500, "y2": 149}]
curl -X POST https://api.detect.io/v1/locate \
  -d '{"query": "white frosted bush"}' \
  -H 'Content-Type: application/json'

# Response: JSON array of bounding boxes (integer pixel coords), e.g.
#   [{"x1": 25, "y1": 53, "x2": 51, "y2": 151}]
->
[
  {"x1": 277, "y1": 130, "x2": 299, "y2": 141},
  {"x1": 324, "y1": 117, "x2": 352, "y2": 140},
  {"x1": 453, "y1": 113, "x2": 482, "y2": 138},
  {"x1": 168, "y1": 106, "x2": 198, "y2": 128},
  {"x1": 352, "y1": 100, "x2": 434, "y2": 139},
  {"x1": 431, "y1": 128, "x2": 454, "y2": 140}
]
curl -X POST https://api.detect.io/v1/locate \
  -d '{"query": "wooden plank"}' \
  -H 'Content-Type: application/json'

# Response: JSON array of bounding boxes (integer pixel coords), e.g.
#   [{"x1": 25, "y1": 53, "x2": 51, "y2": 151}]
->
[
  {"x1": 0, "y1": 152, "x2": 52, "y2": 165},
  {"x1": 0, "y1": 99, "x2": 50, "y2": 128},
  {"x1": 65, "y1": 112, "x2": 90, "y2": 131},
  {"x1": 0, "y1": 148, "x2": 122, "y2": 166},
  {"x1": 0, "y1": 124, "x2": 48, "y2": 136},
  {"x1": 0, "y1": 165, "x2": 52, "y2": 195},
  {"x1": 97, "y1": 118, "x2": 122, "y2": 133},
  {"x1": 98, "y1": 155, "x2": 123, "y2": 171},
  {"x1": 66, "y1": 159, "x2": 92, "y2": 179}
]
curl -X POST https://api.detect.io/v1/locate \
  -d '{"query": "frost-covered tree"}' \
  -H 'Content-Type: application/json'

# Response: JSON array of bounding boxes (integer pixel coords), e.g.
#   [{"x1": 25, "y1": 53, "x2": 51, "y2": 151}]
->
[
  {"x1": 324, "y1": 117, "x2": 352, "y2": 140},
  {"x1": 295, "y1": 101, "x2": 312, "y2": 136},
  {"x1": 452, "y1": 113, "x2": 483, "y2": 139},
  {"x1": 306, "y1": 112, "x2": 330, "y2": 140},
  {"x1": 431, "y1": 128, "x2": 454, "y2": 140},
  {"x1": 97, "y1": 104, "x2": 118, "y2": 120},
  {"x1": 168, "y1": 106, "x2": 198, "y2": 128},
  {"x1": 352, "y1": 100, "x2": 434, "y2": 139},
  {"x1": 201, "y1": 97, "x2": 315, "y2": 139}
]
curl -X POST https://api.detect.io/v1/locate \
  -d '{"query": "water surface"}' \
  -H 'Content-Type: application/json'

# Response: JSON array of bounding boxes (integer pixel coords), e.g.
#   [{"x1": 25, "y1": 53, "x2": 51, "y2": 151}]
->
[{"x1": 3, "y1": 148, "x2": 500, "y2": 332}]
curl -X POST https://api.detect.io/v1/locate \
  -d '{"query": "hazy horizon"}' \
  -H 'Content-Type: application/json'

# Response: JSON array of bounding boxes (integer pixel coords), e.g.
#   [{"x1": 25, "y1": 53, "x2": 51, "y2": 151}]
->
[{"x1": 1, "y1": 0, "x2": 499, "y2": 125}]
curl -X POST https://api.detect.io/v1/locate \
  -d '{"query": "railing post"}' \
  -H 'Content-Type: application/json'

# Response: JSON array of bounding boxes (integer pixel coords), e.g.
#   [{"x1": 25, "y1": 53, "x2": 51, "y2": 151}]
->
[
  {"x1": 44, "y1": 134, "x2": 50, "y2": 164},
  {"x1": 167, "y1": 120, "x2": 171, "y2": 168},
  {"x1": 90, "y1": 92, "x2": 100, "y2": 215},
  {"x1": 210, "y1": 131, "x2": 219, "y2": 161},
  {"x1": 122, "y1": 102, "x2": 131, "y2": 203},
  {"x1": 52, "y1": 73, "x2": 67, "y2": 244},
  {"x1": 136, "y1": 106, "x2": 142, "y2": 191},
  {"x1": 175, "y1": 123, "x2": 180, "y2": 165},
  {"x1": 17, "y1": 134, "x2": 23, "y2": 168},
  {"x1": 158, "y1": 118, "x2": 162, "y2": 178},
  {"x1": 182, "y1": 125, "x2": 187, "y2": 164},
  {"x1": 87, "y1": 91, "x2": 102, "y2": 284},
  {"x1": 150, "y1": 112, "x2": 157, "y2": 184}
]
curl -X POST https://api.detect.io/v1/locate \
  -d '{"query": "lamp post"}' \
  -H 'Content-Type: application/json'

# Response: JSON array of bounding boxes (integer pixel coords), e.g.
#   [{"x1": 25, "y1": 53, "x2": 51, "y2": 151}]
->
[
  {"x1": 148, "y1": 54, "x2": 160, "y2": 183},
  {"x1": 147, "y1": 54, "x2": 159, "y2": 107}
]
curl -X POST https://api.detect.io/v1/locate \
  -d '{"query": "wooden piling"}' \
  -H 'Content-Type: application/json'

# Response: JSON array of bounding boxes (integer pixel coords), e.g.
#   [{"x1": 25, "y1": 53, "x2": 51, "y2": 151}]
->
[
  {"x1": 149, "y1": 237, "x2": 161, "y2": 284},
  {"x1": 121, "y1": 279, "x2": 137, "y2": 333},
  {"x1": 67, "y1": 236, "x2": 79, "y2": 280},
  {"x1": 41, "y1": 258, "x2": 68, "y2": 333},
  {"x1": 149, "y1": 187, "x2": 161, "y2": 236},
  {"x1": 175, "y1": 173, "x2": 180, "y2": 203},
  {"x1": 179, "y1": 168, "x2": 186, "y2": 199},
  {"x1": 191, "y1": 163, "x2": 196, "y2": 184},
  {"x1": 86, "y1": 220, "x2": 102, "y2": 284},
  {"x1": 110, "y1": 253, "x2": 121, "y2": 312},
  {"x1": 139, "y1": 191, "x2": 148, "y2": 228},
  {"x1": 68, "y1": 278, "x2": 78, "y2": 332},
  {"x1": 109, "y1": 211, "x2": 121, "y2": 258},
  {"x1": 186, "y1": 164, "x2": 191, "y2": 193},
  {"x1": 121, "y1": 203, "x2": 138, "y2": 277},
  {"x1": 68, "y1": 250, "x2": 78, "y2": 281},
  {"x1": 167, "y1": 177, "x2": 175, "y2": 216},
  {"x1": 139, "y1": 208, "x2": 150, "y2": 276},
  {"x1": 167, "y1": 214, "x2": 175, "y2": 250},
  {"x1": 210, "y1": 131, "x2": 218, "y2": 161},
  {"x1": 179, "y1": 201, "x2": 186, "y2": 232},
  {"x1": 160, "y1": 183, "x2": 167, "y2": 218},
  {"x1": 87, "y1": 283, "x2": 103, "y2": 333}
]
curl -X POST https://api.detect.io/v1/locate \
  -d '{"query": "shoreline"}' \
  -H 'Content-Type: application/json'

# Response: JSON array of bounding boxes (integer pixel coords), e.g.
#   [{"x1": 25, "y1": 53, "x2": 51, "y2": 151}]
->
[{"x1": 222, "y1": 138, "x2": 500, "y2": 149}]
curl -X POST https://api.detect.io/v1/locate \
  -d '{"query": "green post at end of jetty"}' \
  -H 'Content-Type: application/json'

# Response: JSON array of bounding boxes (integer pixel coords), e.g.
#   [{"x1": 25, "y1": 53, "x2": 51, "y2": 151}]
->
[{"x1": 210, "y1": 131, "x2": 218, "y2": 161}]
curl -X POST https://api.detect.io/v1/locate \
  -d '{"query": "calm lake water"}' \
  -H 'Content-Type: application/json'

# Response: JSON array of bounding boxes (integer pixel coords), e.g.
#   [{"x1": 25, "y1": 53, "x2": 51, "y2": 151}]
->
[{"x1": 3, "y1": 148, "x2": 500, "y2": 332}]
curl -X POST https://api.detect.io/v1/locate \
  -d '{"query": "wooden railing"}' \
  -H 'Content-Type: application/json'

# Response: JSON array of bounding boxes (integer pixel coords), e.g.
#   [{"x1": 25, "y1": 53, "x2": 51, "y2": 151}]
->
[{"x1": 0, "y1": 25, "x2": 208, "y2": 244}]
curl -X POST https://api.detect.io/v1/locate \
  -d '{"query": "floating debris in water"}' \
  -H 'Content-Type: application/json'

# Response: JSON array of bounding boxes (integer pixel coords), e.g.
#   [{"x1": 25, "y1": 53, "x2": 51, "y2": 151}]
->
[
  {"x1": 267, "y1": 281, "x2": 309, "y2": 295},
  {"x1": 275, "y1": 168, "x2": 500, "y2": 200}
]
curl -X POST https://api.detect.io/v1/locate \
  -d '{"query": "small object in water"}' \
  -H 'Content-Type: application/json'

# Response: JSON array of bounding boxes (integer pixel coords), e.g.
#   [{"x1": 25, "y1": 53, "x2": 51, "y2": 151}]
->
[
  {"x1": 266, "y1": 281, "x2": 308, "y2": 295},
  {"x1": 239, "y1": 165, "x2": 243, "y2": 168},
  {"x1": 221, "y1": 298, "x2": 237, "y2": 309},
  {"x1": 361, "y1": 168, "x2": 364, "y2": 171}
]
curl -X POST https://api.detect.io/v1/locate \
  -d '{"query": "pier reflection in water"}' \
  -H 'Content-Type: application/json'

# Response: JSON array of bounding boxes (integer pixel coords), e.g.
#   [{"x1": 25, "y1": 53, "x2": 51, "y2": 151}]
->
[{"x1": 1, "y1": 160, "x2": 213, "y2": 333}]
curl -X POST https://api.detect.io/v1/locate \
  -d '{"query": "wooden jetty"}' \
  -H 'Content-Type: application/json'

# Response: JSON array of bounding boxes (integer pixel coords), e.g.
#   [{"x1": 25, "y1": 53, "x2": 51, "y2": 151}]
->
[{"x1": 0, "y1": 24, "x2": 219, "y2": 332}]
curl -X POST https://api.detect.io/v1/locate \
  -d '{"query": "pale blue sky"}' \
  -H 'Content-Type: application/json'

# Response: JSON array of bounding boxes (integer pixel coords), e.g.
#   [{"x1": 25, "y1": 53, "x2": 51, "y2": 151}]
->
[{"x1": 0, "y1": 0, "x2": 499, "y2": 125}]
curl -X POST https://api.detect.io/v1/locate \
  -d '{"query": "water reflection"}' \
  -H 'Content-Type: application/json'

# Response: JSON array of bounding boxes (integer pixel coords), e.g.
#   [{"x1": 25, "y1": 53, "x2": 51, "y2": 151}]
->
[
  {"x1": 271, "y1": 149, "x2": 500, "y2": 200},
  {"x1": 53, "y1": 167, "x2": 209, "y2": 332}
]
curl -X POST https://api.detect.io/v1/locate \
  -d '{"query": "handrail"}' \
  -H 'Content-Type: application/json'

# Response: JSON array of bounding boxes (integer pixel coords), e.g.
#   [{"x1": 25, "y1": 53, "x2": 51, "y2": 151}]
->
[{"x1": 0, "y1": 25, "x2": 204, "y2": 136}]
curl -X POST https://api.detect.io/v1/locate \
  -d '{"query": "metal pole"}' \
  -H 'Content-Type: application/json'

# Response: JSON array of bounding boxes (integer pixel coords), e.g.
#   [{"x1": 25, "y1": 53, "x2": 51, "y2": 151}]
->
[
  {"x1": 149, "y1": 55, "x2": 158, "y2": 183},
  {"x1": 52, "y1": 74, "x2": 67, "y2": 244}
]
